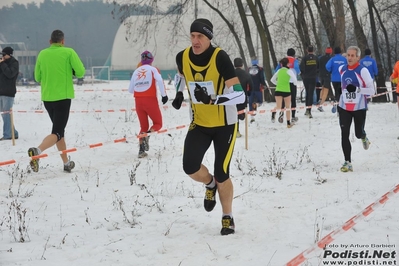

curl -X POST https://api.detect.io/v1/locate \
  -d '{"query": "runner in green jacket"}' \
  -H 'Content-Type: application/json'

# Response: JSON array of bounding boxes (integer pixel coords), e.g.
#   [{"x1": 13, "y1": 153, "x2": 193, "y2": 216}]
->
[{"x1": 29, "y1": 29, "x2": 85, "y2": 173}]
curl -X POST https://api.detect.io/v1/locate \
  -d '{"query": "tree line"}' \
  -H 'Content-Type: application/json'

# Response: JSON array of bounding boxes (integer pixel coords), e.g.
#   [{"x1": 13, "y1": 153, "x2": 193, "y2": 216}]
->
[
  {"x1": 0, "y1": 0, "x2": 121, "y2": 67},
  {"x1": 0, "y1": 0, "x2": 184, "y2": 69},
  {"x1": 2, "y1": 0, "x2": 399, "y2": 100},
  {"x1": 112, "y1": 0, "x2": 399, "y2": 101}
]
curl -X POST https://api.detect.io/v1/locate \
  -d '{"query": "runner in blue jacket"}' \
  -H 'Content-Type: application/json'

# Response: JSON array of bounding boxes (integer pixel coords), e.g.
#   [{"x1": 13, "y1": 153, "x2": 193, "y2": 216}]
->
[
  {"x1": 326, "y1": 47, "x2": 347, "y2": 111},
  {"x1": 359, "y1": 48, "x2": 378, "y2": 79}
]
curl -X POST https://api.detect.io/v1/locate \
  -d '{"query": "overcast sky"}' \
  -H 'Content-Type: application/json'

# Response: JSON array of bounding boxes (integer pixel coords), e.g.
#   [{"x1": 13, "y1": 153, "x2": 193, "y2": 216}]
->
[
  {"x1": 1, "y1": 0, "x2": 279, "y2": 9},
  {"x1": 0, "y1": 0, "x2": 110, "y2": 8},
  {"x1": 0, "y1": 0, "x2": 63, "y2": 8}
]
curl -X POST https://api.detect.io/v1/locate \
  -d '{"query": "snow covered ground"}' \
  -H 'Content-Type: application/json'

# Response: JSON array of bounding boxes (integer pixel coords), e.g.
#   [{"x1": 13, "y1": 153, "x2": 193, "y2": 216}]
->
[{"x1": 0, "y1": 80, "x2": 398, "y2": 266}]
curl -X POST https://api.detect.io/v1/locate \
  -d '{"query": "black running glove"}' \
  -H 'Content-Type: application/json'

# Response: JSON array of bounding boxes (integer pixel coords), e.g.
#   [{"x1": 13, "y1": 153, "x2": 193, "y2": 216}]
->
[
  {"x1": 346, "y1": 84, "x2": 357, "y2": 93},
  {"x1": 194, "y1": 83, "x2": 211, "y2": 104},
  {"x1": 172, "y1": 91, "x2": 184, "y2": 110},
  {"x1": 162, "y1": 95, "x2": 168, "y2": 105}
]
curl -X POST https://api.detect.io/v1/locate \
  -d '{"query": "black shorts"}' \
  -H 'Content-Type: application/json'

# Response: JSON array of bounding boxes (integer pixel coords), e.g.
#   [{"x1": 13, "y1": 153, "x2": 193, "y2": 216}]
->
[
  {"x1": 43, "y1": 99, "x2": 71, "y2": 139},
  {"x1": 274, "y1": 91, "x2": 291, "y2": 98},
  {"x1": 182, "y1": 123, "x2": 237, "y2": 183},
  {"x1": 320, "y1": 77, "x2": 332, "y2": 89}
]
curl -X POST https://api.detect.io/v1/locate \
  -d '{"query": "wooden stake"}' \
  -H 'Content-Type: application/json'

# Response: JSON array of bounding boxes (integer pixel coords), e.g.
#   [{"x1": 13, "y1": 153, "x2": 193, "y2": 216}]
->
[
  {"x1": 10, "y1": 108, "x2": 15, "y2": 146},
  {"x1": 244, "y1": 108, "x2": 248, "y2": 150}
]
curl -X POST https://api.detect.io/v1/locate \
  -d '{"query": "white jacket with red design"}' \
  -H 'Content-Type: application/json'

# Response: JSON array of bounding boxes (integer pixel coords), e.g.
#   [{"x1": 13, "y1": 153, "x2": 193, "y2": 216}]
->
[{"x1": 128, "y1": 64, "x2": 166, "y2": 98}]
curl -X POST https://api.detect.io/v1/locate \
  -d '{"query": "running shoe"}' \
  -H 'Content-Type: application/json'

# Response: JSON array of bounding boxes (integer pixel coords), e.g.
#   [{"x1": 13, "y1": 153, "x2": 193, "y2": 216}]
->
[
  {"x1": 221, "y1": 215, "x2": 235, "y2": 235},
  {"x1": 362, "y1": 137, "x2": 370, "y2": 150},
  {"x1": 64, "y1": 160, "x2": 76, "y2": 173},
  {"x1": 138, "y1": 143, "x2": 148, "y2": 158},
  {"x1": 332, "y1": 104, "x2": 337, "y2": 113},
  {"x1": 204, "y1": 179, "x2": 217, "y2": 212},
  {"x1": 28, "y1": 147, "x2": 40, "y2": 172},
  {"x1": 340, "y1": 161, "x2": 353, "y2": 172}
]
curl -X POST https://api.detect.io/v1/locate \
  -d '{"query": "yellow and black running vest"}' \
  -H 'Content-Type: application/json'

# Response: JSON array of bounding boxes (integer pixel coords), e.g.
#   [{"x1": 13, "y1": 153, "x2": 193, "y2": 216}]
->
[{"x1": 182, "y1": 47, "x2": 238, "y2": 127}]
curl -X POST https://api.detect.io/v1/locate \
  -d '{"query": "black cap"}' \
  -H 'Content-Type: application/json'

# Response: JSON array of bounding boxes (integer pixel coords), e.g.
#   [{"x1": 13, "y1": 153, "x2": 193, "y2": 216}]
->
[
  {"x1": 307, "y1": 45, "x2": 314, "y2": 52},
  {"x1": 1, "y1": 46, "x2": 13, "y2": 56},
  {"x1": 233, "y1": 58, "x2": 243, "y2": 67},
  {"x1": 287, "y1": 48, "x2": 296, "y2": 56},
  {"x1": 365, "y1": 48, "x2": 371, "y2": 55},
  {"x1": 334, "y1": 47, "x2": 341, "y2": 54},
  {"x1": 190, "y1": 18, "x2": 213, "y2": 40}
]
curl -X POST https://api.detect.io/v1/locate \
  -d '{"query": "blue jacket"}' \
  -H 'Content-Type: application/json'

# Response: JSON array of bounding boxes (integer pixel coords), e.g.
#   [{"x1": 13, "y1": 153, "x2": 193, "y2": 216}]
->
[
  {"x1": 248, "y1": 65, "x2": 267, "y2": 91},
  {"x1": 326, "y1": 54, "x2": 347, "y2": 82},
  {"x1": 359, "y1": 55, "x2": 378, "y2": 78}
]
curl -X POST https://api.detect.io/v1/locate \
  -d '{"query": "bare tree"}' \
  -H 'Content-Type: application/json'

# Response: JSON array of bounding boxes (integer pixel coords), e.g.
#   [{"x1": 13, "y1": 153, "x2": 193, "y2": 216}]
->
[
  {"x1": 202, "y1": 0, "x2": 251, "y2": 69},
  {"x1": 365, "y1": 0, "x2": 387, "y2": 102},
  {"x1": 333, "y1": 0, "x2": 345, "y2": 49},
  {"x1": 270, "y1": 3, "x2": 304, "y2": 59},
  {"x1": 246, "y1": 0, "x2": 273, "y2": 81},
  {"x1": 370, "y1": 1, "x2": 393, "y2": 74},
  {"x1": 107, "y1": 0, "x2": 399, "y2": 95},
  {"x1": 256, "y1": 0, "x2": 277, "y2": 68},
  {"x1": 346, "y1": 0, "x2": 368, "y2": 53},
  {"x1": 292, "y1": 0, "x2": 312, "y2": 54},
  {"x1": 303, "y1": 0, "x2": 322, "y2": 53},
  {"x1": 313, "y1": 0, "x2": 335, "y2": 47},
  {"x1": 234, "y1": 0, "x2": 256, "y2": 69}
]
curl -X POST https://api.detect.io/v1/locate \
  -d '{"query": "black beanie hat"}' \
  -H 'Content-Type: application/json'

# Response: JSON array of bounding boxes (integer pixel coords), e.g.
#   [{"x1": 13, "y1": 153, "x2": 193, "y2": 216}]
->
[
  {"x1": 2, "y1": 46, "x2": 13, "y2": 56},
  {"x1": 190, "y1": 18, "x2": 213, "y2": 40},
  {"x1": 365, "y1": 48, "x2": 371, "y2": 55},
  {"x1": 287, "y1": 48, "x2": 295, "y2": 56},
  {"x1": 334, "y1": 47, "x2": 341, "y2": 54},
  {"x1": 234, "y1": 58, "x2": 243, "y2": 67}
]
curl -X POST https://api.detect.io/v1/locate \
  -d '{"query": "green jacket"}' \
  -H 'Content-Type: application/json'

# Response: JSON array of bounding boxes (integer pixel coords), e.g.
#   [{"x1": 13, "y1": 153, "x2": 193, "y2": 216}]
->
[
  {"x1": 35, "y1": 43, "x2": 85, "y2": 101},
  {"x1": 272, "y1": 67, "x2": 291, "y2": 93}
]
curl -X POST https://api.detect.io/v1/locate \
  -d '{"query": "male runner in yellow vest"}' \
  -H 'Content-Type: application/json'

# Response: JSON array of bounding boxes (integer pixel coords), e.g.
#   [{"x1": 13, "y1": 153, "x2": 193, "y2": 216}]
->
[{"x1": 172, "y1": 18, "x2": 246, "y2": 235}]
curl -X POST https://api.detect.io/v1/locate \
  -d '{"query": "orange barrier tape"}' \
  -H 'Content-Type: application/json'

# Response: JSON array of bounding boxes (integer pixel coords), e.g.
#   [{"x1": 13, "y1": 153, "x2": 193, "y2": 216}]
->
[
  {"x1": 285, "y1": 183, "x2": 399, "y2": 266},
  {"x1": 0, "y1": 160, "x2": 16, "y2": 166},
  {"x1": 62, "y1": 148, "x2": 77, "y2": 154},
  {"x1": 89, "y1": 143, "x2": 103, "y2": 148},
  {"x1": 8, "y1": 87, "x2": 396, "y2": 116},
  {"x1": 0, "y1": 109, "x2": 129, "y2": 115},
  {"x1": 114, "y1": 138, "x2": 127, "y2": 143},
  {"x1": 0, "y1": 105, "x2": 192, "y2": 115},
  {"x1": 16, "y1": 85, "x2": 396, "y2": 93},
  {"x1": 16, "y1": 87, "x2": 183, "y2": 93},
  {"x1": 0, "y1": 122, "x2": 190, "y2": 168},
  {"x1": 136, "y1": 125, "x2": 188, "y2": 139},
  {"x1": 16, "y1": 88, "x2": 129, "y2": 93},
  {"x1": 2, "y1": 88, "x2": 394, "y2": 116}
]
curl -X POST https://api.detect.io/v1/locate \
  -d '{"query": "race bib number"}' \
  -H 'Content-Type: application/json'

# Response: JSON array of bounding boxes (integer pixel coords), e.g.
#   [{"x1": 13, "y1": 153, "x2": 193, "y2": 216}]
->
[
  {"x1": 343, "y1": 91, "x2": 360, "y2": 111},
  {"x1": 188, "y1": 81, "x2": 215, "y2": 104},
  {"x1": 344, "y1": 92, "x2": 357, "y2": 100}
]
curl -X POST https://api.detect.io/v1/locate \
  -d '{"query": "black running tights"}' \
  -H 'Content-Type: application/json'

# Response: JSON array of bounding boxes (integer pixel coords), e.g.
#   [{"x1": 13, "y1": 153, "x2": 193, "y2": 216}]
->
[{"x1": 338, "y1": 107, "x2": 367, "y2": 162}]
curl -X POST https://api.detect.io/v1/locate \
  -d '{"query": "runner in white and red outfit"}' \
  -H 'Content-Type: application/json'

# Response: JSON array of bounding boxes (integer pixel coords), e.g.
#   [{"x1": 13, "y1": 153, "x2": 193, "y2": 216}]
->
[
  {"x1": 337, "y1": 46, "x2": 375, "y2": 172},
  {"x1": 128, "y1": 50, "x2": 168, "y2": 158}
]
